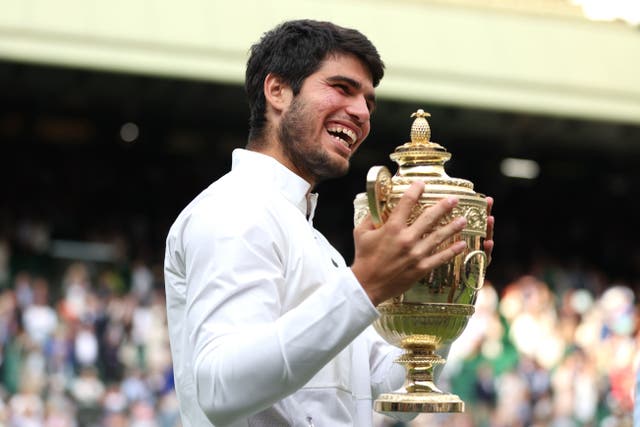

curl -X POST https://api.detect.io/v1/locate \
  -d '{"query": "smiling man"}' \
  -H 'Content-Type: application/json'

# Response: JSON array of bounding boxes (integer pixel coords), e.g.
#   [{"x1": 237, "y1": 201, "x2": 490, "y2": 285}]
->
[
  {"x1": 260, "y1": 53, "x2": 375, "y2": 185},
  {"x1": 164, "y1": 19, "x2": 491, "y2": 427}
]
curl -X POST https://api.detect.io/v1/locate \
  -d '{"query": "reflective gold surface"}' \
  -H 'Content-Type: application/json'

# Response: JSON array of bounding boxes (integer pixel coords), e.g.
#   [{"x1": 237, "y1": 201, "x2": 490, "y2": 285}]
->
[{"x1": 354, "y1": 109, "x2": 488, "y2": 413}]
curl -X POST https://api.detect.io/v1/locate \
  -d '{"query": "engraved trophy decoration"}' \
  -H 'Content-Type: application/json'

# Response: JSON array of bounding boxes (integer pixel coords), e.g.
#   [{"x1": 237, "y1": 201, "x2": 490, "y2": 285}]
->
[{"x1": 354, "y1": 109, "x2": 488, "y2": 413}]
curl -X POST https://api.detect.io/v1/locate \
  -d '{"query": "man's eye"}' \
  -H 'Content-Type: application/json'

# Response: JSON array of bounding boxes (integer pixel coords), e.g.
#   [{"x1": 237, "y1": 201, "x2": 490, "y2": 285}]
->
[{"x1": 334, "y1": 84, "x2": 350, "y2": 93}]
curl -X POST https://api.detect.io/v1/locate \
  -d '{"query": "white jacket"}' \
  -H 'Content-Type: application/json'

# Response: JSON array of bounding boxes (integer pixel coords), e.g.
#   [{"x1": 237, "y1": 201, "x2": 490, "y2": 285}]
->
[{"x1": 164, "y1": 149, "x2": 404, "y2": 427}]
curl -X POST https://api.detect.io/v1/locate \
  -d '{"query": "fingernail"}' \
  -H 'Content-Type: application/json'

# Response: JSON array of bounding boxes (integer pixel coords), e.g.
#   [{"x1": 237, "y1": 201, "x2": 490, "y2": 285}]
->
[
  {"x1": 455, "y1": 241, "x2": 467, "y2": 251},
  {"x1": 447, "y1": 197, "x2": 459, "y2": 207},
  {"x1": 455, "y1": 217, "x2": 467, "y2": 227}
]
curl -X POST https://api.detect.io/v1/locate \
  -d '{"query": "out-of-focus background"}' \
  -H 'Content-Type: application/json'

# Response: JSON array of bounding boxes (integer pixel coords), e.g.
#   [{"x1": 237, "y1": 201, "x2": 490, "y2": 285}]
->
[{"x1": 1, "y1": 0, "x2": 639, "y2": 426}]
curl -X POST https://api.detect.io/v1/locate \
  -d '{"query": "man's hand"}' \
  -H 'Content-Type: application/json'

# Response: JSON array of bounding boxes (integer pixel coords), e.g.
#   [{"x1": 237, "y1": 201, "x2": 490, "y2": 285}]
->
[
  {"x1": 484, "y1": 196, "x2": 495, "y2": 265},
  {"x1": 351, "y1": 181, "x2": 468, "y2": 306}
]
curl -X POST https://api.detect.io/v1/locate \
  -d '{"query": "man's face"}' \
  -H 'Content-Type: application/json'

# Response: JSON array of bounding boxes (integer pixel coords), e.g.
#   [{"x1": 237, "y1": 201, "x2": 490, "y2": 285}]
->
[{"x1": 278, "y1": 53, "x2": 376, "y2": 185}]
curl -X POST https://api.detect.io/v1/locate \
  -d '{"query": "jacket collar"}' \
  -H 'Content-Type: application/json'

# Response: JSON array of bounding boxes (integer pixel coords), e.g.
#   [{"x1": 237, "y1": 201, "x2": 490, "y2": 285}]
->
[{"x1": 231, "y1": 149, "x2": 319, "y2": 221}]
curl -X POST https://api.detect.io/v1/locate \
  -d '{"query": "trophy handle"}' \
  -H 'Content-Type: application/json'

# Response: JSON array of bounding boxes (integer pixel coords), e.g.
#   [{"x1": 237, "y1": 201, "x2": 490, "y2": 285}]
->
[
  {"x1": 366, "y1": 166, "x2": 392, "y2": 227},
  {"x1": 462, "y1": 250, "x2": 487, "y2": 290}
]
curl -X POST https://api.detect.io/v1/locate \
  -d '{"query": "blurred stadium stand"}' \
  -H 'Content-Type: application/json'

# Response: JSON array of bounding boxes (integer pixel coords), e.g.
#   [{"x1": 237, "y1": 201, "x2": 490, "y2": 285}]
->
[{"x1": 0, "y1": 1, "x2": 639, "y2": 426}]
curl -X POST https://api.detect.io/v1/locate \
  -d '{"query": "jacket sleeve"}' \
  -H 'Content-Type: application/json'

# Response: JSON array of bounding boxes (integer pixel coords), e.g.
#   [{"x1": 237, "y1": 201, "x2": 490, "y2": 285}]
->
[
  {"x1": 364, "y1": 326, "x2": 406, "y2": 399},
  {"x1": 179, "y1": 205, "x2": 379, "y2": 426}
]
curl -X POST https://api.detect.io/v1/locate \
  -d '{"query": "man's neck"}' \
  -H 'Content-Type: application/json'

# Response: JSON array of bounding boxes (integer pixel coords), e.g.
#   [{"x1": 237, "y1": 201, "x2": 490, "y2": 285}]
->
[{"x1": 246, "y1": 139, "x2": 316, "y2": 189}]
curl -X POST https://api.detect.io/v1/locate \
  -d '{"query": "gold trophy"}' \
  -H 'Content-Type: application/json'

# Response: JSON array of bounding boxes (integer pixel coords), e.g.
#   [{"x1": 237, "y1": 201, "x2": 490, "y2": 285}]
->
[{"x1": 354, "y1": 109, "x2": 488, "y2": 413}]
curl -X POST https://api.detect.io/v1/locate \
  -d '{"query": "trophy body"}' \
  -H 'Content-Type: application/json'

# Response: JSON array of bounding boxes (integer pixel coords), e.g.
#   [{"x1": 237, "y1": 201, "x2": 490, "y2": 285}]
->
[{"x1": 354, "y1": 110, "x2": 488, "y2": 414}]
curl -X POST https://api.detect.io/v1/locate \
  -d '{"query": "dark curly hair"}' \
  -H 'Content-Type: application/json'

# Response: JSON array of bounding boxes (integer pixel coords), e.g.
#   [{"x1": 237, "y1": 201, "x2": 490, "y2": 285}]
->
[{"x1": 245, "y1": 19, "x2": 384, "y2": 143}]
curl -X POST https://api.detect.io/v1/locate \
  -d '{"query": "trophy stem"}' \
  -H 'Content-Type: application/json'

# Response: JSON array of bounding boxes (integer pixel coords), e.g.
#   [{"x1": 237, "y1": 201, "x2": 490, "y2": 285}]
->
[
  {"x1": 374, "y1": 344, "x2": 464, "y2": 414},
  {"x1": 399, "y1": 346, "x2": 444, "y2": 394}
]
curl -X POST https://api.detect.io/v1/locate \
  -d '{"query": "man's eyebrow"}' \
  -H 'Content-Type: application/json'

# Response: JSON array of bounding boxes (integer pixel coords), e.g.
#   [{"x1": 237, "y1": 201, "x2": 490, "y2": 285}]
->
[
  {"x1": 327, "y1": 75, "x2": 377, "y2": 107},
  {"x1": 327, "y1": 75, "x2": 362, "y2": 89}
]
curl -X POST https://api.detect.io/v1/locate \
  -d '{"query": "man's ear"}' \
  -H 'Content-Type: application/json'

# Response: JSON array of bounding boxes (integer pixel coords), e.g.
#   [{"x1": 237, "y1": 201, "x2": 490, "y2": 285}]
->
[{"x1": 264, "y1": 73, "x2": 293, "y2": 113}]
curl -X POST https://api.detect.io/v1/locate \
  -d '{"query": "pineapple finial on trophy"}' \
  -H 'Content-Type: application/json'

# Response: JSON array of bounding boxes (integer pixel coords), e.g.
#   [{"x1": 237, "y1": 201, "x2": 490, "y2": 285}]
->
[{"x1": 410, "y1": 109, "x2": 431, "y2": 144}]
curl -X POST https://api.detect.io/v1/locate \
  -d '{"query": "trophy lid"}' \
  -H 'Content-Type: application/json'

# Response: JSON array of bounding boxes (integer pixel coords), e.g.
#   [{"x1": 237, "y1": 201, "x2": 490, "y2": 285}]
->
[
  {"x1": 390, "y1": 109, "x2": 451, "y2": 167},
  {"x1": 389, "y1": 110, "x2": 474, "y2": 191},
  {"x1": 363, "y1": 108, "x2": 486, "y2": 229}
]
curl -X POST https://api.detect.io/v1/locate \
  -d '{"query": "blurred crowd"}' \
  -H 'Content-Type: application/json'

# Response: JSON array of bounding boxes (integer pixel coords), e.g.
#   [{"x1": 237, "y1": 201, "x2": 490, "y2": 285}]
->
[
  {"x1": 0, "y1": 225, "x2": 177, "y2": 427},
  {"x1": 377, "y1": 265, "x2": 638, "y2": 427},
  {"x1": 0, "y1": 225, "x2": 638, "y2": 427}
]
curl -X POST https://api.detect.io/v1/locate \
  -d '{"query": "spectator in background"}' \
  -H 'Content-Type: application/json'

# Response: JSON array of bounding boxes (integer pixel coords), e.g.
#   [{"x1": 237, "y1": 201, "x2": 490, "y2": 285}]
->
[
  {"x1": 70, "y1": 365, "x2": 105, "y2": 426},
  {"x1": 58, "y1": 263, "x2": 91, "y2": 324},
  {"x1": 0, "y1": 238, "x2": 10, "y2": 289},
  {"x1": 21, "y1": 277, "x2": 57, "y2": 350},
  {"x1": 131, "y1": 261, "x2": 154, "y2": 303},
  {"x1": 0, "y1": 287, "x2": 20, "y2": 389},
  {"x1": 8, "y1": 376, "x2": 45, "y2": 427},
  {"x1": 73, "y1": 323, "x2": 99, "y2": 368},
  {"x1": 634, "y1": 365, "x2": 640, "y2": 427},
  {"x1": 14, "y1": 271, "x2": 33, "y2": 311}
]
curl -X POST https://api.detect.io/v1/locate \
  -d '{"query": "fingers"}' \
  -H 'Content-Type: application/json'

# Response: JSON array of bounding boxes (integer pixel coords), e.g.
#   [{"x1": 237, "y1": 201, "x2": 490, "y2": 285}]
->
[
  {"x1": 385, "y1": 185, "x2": 463, "y2": 263},
  {"x1": 484, "y1": 209, "x2": 495, "y2": 264},
  {"x1": 484, "y1": 240, "x2": 494, "y2": 264},
  {"x1": 386, "y1": 181, "x2": 425, "y2": 226},
  {"x1": 418, "y1": 239, "x2": 467, "y2": 271},
  {"x1": 485, "y1": 214, "x2": 495, "y2": 242},
  {"x1": 486, "y1": 196, "x2": 494, "y2": 216},
  {"x1": 388, "y1": 183, "x2": 459, "y2": 235},
  {"x1": 354, "y1": 213, "x2": 375, "y2": 236},
  {"x1": 485, "y1": 196, "x2": 494, "y2": 240},
  {"x1": 410, "y1": 197, "x2": 459, "y2": 235},
  {"x1": 413, "y1": 215, "x2": 467, "y2": 262}
]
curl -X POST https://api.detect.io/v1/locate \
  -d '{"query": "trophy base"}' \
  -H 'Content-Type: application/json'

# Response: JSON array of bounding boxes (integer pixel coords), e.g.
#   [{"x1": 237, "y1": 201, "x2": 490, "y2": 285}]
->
[{"x1": 374, "y1": 391, "x2": 464, "y2": 414}]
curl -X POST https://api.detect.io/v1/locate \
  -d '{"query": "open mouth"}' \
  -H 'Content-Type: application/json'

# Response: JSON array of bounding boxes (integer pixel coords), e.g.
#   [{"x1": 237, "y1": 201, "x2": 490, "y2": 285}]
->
[{"x1": 326, "y1": 125, "x2": 357, "y2": 149}]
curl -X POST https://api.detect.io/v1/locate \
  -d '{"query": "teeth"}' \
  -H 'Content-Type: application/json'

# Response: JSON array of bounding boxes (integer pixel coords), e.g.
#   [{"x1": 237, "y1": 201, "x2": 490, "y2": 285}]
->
[{"x1": 327, "y1": 126, "x2": 357, "y2": 146}]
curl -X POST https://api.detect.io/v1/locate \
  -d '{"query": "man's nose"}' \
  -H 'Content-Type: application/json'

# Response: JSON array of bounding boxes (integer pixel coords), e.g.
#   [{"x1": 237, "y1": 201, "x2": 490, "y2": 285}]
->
[{"x1": 346, "y1": 94, "x2": 370, "y2": 124}]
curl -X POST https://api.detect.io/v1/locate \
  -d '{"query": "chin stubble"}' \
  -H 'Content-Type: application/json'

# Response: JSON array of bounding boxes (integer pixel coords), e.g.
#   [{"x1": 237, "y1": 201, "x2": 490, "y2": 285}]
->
[{"x1": 278, "y1": 98, "x2": 349, "y2": 183}]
